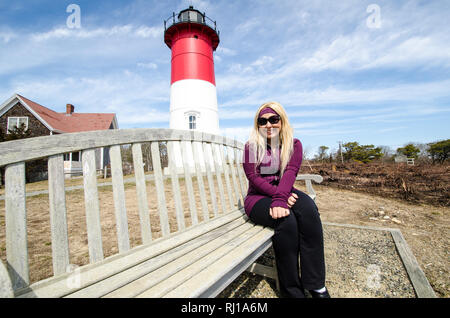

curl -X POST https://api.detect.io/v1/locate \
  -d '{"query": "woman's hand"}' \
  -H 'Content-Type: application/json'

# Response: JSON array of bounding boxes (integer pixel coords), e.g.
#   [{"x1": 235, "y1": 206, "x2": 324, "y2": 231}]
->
[
  {"x1": 287, "y1": 192, "x2": 298, "y2": 208},
  {"x1": 270, "y1": 193, "x2": 298, "y2": 219},
  {"x1": 270, "y1": 206, "x2": 290, "y2": 219}
]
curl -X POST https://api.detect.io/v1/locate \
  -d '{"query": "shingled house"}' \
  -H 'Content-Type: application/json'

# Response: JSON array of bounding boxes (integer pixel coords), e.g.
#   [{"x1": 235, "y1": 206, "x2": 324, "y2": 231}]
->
[{"x1": 0, "y1": 94, "x2": 118, "y2": 179}]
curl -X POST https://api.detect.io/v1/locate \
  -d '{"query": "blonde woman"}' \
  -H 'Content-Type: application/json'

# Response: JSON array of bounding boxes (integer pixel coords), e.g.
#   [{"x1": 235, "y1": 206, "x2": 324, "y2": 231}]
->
[{"x1": 242, "y1": 102, "x2": 329, "y2": 298}]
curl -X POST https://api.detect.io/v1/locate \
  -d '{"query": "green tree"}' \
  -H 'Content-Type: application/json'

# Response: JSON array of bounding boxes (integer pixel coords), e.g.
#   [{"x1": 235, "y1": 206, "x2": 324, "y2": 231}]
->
[
  {"x1": 427, "y1": 139, "x2": 450, "y2": 164},
  {"x1": 397, "y1": 144, "x2": 420, "y2": 159},
  {"x1": 353, "y1": 144, "x2": 383, "y2": 163},
  {"x1": 343, "y1": 141, "x2": 384, "y2": 163},
  {"x1": 342, "y1": 142, "x2": 359, "y2": 161}
]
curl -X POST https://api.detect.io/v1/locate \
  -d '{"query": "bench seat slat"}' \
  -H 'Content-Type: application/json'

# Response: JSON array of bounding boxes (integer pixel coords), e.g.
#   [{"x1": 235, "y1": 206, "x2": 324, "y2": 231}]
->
[
  {"x1": 103, "y1": 220, "x2": 254, "y2": 298},
  {"x1": 16, "y1": 210, "x2": 244, "y2": 298},
  {"x1": 136, "y1": 224, "x2": 267, "y2": 298},
  {"x1": 162, "y1": 227, "x2": 274, "y2": 298}
]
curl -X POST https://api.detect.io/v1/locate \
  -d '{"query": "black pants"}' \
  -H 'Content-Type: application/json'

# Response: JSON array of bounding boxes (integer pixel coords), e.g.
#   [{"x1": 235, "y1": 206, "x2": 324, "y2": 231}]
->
[{"x1": 249, "y1": 189, "x2": 326, "y2": 298}]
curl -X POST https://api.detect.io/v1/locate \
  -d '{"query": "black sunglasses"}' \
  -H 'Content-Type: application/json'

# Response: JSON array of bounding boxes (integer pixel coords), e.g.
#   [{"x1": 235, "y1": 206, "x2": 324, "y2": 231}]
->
[{"x1": 257, "y1": 115, "x2": 280, "y2": 126}]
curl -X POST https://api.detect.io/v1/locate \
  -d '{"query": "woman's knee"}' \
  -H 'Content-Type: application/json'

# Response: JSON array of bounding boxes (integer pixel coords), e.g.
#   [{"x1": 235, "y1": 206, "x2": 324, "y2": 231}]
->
[
  {"x1": 291, "y1": 190, "x2": 319, "y2": 216},
  {"x1": 274, "y1": 212, "x2": 298, "y2": 236},
  {"x1": 249, "y1": 198, "x2": 276, "y2": 228}
]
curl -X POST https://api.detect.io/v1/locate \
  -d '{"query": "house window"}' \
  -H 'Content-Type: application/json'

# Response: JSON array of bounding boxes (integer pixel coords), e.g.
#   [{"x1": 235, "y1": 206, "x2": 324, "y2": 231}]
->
[
  {"x1": 72, "y1": 152, "x2": 80, "y2": 161},
  {"x1": 189, "y1": 115, "x2": 196, "y2": 130},
  {"x1": 7, "y1": 117, "x2": 28, "y2": 133},
  {"x1": 63, "y1": 152, "x2": 81, "y2": 162}
]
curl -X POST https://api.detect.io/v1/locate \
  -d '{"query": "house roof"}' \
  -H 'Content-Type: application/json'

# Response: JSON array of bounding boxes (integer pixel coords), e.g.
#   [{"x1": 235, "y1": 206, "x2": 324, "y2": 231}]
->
[{"x1": 1, "y1": 94, "x2": 118, "y2": 133}]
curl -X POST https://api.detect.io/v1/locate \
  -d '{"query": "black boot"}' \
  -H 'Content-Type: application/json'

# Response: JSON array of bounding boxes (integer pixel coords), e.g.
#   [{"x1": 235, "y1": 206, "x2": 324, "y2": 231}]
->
[{"x1": 308, "y1": 288, "x2": 331, "y2": 298}]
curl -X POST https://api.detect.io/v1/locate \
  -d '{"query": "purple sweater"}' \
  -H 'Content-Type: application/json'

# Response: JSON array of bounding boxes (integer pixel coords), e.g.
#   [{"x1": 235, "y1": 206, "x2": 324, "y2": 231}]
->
[{"x1": 242, "y1": 138, "x2": 303, "y2": 216}]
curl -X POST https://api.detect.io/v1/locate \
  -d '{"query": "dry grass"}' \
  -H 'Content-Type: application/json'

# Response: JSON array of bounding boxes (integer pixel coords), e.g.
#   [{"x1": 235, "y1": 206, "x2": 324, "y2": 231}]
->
[{"x1": 306, "y1": 162, "x2": 450, "y2": 207}]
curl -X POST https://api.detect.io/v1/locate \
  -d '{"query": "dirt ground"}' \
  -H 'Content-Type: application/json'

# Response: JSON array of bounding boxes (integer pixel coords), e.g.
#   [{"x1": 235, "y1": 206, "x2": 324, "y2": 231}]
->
[
  {"x1": 311, "y1": 184, "x2": 448, "y2": 297},
  {"x1": 0, "y1": 170, "x2": 448, "y2": 298}
]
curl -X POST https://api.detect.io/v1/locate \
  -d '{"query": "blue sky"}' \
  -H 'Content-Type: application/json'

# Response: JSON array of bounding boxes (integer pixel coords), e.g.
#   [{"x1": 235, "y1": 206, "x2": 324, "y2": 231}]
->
[{"x1": 1, "y1": 0, "x2": 449, "y2": 158}]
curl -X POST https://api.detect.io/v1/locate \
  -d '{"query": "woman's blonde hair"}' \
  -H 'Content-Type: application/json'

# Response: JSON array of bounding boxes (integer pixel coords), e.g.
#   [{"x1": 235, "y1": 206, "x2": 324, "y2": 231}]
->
[{"x1": 247, "y1": 101, "x2": 294, "y2": 178}]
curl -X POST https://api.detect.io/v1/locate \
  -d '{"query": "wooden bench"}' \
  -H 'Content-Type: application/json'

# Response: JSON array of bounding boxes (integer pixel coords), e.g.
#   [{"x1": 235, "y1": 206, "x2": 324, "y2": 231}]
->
[{"x1": 0, "y1": 128, "x2": 322, "y2": 298}]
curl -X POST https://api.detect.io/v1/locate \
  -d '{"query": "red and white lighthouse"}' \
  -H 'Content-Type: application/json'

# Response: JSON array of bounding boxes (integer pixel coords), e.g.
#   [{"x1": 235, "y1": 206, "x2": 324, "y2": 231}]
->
[{"x1": 164, "y1": 6, "x2": 220, "y2": 135}]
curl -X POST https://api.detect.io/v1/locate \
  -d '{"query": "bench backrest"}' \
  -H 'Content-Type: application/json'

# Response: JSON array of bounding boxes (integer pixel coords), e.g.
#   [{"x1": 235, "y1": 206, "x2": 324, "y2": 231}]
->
[{"x1": 0, "y1": 128, "x2": 248, "y2": 292}]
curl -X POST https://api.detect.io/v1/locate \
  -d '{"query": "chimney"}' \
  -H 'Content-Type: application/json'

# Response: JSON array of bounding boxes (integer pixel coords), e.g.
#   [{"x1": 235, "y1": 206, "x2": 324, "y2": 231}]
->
[{"x1": 66, "y1": 104, "x2": 74, "y2": 115}]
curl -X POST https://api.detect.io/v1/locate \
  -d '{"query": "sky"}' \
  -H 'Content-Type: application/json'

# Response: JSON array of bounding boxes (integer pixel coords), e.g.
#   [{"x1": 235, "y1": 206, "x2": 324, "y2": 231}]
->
[{"x1": 1, "y1": 0, "x2": 449, "y2": 158}]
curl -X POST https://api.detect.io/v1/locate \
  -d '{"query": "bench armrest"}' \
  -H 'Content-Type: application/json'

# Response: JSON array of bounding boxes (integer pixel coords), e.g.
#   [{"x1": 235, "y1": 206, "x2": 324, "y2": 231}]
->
[{"x1": 295, "y1": 174, "x2": 323, "y2": 201}]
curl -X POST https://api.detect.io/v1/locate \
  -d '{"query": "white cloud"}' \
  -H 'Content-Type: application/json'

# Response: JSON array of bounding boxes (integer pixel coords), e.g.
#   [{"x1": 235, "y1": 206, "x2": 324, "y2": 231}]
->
[
  {"x1": 0, "y1": 31, "x2": 16, "y2": 43},
  {"x1": 284, "y1": 80, "x2": 450, "y2": 106},
  {"x1": 118, "y1": 110, "x2": 170, "y2": 124},
  {"x1": 134, "y1": 25, "x2": 163, "y2": 38},
  {"x1": 251, "y1": 56, "x2": 274, "y2": 67},
  {"x1": 216, "y1": 47, "x2": 237, "y2": 56},
  {"x1": 219, "y1": 79, "x2": 450, "y2": 108},
  {"x1": 31, "y1": 25, "x2": 163, "y2": 41},
  {"x1": 296, "y1": 127, "x2": 362, "y2": 137},
  {"x1": 137, "y1": 62, "x2": 158, "y2": 69},
  {"x1": 3, "y1": 70, "x2": 170, "y2": 127},
  {"x1": 219, "y1": 126, "x2": 252, "y2": 144},
  {"x1": 234, "y1": 18, "x2": 260, "y2": 35},
  {"x1": 378, "y1": 126, "x2": 407, "y2": 133}
]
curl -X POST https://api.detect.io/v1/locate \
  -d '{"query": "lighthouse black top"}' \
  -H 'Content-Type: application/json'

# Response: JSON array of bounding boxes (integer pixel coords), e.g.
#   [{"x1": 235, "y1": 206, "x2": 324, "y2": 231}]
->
[
  {"x1": 164, "y1": 6, "x2": 220, "y2": 51},
  {"x1": 164, "y1": 6, "x2": 220, "y2": 85}
]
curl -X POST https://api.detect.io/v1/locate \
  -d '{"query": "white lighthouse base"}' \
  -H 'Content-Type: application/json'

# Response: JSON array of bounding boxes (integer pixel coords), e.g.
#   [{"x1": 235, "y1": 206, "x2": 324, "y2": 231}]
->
[{"x1": 169, "y1": 79, "x2": 220, "y2": 135}]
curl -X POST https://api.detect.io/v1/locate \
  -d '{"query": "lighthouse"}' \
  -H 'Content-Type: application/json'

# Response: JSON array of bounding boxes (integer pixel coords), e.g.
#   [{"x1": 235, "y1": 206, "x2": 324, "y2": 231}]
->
[
  {"x1": 164, "y1": 6, "x2": 220, "y2": 135},
  {"x1": 163, "y1": 6, "x2": 221, "y2": 174}
]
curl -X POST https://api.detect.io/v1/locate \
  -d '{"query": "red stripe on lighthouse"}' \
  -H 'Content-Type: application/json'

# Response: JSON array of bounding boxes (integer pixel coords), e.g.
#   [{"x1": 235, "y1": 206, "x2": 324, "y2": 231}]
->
[{"x1": 170, "y1": 28, "x2": 216, "y2": 85}]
